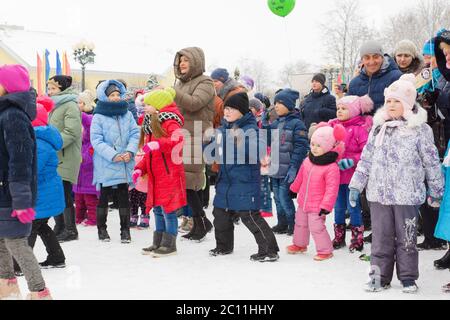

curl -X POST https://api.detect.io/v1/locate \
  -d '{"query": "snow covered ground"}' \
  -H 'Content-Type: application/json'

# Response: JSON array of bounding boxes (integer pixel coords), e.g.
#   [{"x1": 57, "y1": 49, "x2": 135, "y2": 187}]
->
[{"x1": 22, "y1": 198, "x2": 450, "y2": 300}]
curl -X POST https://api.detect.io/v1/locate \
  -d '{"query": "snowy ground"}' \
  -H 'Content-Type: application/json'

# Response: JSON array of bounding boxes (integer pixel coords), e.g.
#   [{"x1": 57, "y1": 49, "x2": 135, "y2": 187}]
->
[{"x1": 22, "y1": 196, "x2": 450, "y2": 300}]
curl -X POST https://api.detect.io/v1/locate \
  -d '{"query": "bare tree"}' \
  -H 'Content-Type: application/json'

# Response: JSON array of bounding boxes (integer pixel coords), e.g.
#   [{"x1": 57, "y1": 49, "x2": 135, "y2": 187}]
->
[
  {"x1": 236, "y1": 58, "x2": 273, "y2": 93},
  {"x1": 321, "y1": 0, "x2": 377, "y2": 80},
  {"x1": 382, "y1": 0, "x2": 450, "y2": 53},
  {"x1": 279, "y1": 60, "x2": 311, "y2": 87}
]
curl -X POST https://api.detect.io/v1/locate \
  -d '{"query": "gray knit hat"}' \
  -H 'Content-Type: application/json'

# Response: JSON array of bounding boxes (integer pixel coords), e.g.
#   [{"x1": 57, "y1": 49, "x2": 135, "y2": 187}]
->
[
  {"x1": 249, "y1": 98, "x2": 263, "y2": 112},
  {"x1": 394, "y1": 40, "x2": 419, "y2": 58},
  {"x1": 360, "y1": 40, "x2": 384, "y2": 58}
]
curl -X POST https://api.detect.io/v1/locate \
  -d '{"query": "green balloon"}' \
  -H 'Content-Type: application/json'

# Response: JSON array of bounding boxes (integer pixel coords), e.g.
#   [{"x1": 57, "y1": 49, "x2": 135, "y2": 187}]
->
[{"x1": 268, "y1": 0, "x2": 296, "y2": 17}]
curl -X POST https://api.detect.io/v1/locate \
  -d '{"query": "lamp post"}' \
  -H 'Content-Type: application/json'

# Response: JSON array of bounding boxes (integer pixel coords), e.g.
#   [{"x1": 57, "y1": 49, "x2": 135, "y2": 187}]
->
[
  {"x1": 321, "y1": 64, "x2": 341, "y2": 89},
  {"x1": 72, "y1": 40, "x2": 96, "y2": 91}
]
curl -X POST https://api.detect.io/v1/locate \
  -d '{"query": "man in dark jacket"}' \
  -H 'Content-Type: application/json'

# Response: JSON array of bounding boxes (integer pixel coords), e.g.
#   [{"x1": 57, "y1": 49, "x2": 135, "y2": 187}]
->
[
  {"x1": 0, "y1": 64, "x2": 51, "y2": 299},
  {"x1": 300, "y1": 73, "x2": 337, "y2": 130},
  {"x1": 348, "y1": 41, "x2": 403, "y2": 114}
]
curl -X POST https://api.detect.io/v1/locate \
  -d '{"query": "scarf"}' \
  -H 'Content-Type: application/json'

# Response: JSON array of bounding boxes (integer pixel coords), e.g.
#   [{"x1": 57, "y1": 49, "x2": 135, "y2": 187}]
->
[
  {"x1": 142, "y1": 112, "x2": 184, "y2": 135},
  {"x1": 309, "y1": 152, "x2": 339, "y2": 166},
  {"x1": 94, "y1": 100, "x2": 129, "y2": 117},
  {"x1": 374, "y1": 120, "x2": 404, "y2": 147}
]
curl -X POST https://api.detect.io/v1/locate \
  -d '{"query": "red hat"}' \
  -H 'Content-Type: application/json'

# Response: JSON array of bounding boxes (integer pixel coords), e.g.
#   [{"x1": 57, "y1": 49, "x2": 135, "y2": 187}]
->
[{"x1": 32, "y1": 96, "x2": 54, "y2": 127}]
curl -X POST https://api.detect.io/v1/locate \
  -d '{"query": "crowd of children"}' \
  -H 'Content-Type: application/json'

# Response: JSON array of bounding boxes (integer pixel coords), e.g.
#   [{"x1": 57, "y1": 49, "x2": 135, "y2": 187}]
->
[{"x1": 1, "y1": 30, "x2": 450, "y2": 299}]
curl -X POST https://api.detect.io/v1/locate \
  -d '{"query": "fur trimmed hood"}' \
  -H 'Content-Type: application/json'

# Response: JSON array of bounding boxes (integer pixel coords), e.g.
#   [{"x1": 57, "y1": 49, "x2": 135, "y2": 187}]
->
[{"x1": 373, "y1": 103, "x2": 428, "y2": 129}]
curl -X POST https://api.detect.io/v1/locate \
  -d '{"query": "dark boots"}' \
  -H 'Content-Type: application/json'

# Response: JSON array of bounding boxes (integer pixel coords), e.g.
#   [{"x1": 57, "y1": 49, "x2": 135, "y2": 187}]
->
[
  {"x1": 142, "y1": 231, "x2": 164, "y2": 255},
  {"x1": 189, "y1": 216, "x2": 213, "y2": 242},
  {"x1": 152, "y1": 233, "x2": 177, "y2": 257},
  {"x1": 349, "y1": 226, "x2": 364, "y2": 253},
  {"x1": 434, "y1": 249, "x2": 450, "y2": 270},
  {"x1": 53, "y1": 214, "x2": 65, "y2": 237},
  {"x1": 272, "y1": 214, "x2": 288, "y2": 234},
  {"x1": 333, "y1": 224, "x2": 346, "y2": 249},
  {"x1": 119, "y1": 208, "x2": 131, "y2": 244},
  {"x1": 56, "y1": 208, "x2": 79, "y2": 243},
  {"x1": 96, "y1": 207, "x2": 110, "y2": 242}
]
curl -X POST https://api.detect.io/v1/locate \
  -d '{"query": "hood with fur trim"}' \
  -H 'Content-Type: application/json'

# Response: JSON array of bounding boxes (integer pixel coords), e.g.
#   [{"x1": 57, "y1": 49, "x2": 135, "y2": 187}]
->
[
  {"x1": 96, "y1": 80, "x2": 127, "y2": 102},
  {"x1": 373, "y1": 103, "x2": 428, "y2": 129},
  {"x1": 174, "y1": 47, "x2": 206, "y2": 82}
]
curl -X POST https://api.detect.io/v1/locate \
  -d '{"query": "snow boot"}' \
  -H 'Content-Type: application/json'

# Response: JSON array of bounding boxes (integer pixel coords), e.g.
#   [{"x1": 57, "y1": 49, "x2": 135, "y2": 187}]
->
[
  {"x1": 417, "y1": 238, "x2": 447, "y2": 251},
  {"x1": 53, "y1": 214, "x2": 65, "y2": 237},
  {"x1": 286, "y1": 224, "x2": 294, "y2": 236},
  {"x1": 209, "y1": 248, "x2": 233, "y2": 257},
  {"x1": 152, "y1": 233, "x2": 177, "y2": 258},
  {"x1": 130, "y1": 215, "x2": 138, "y2": 228},
  {"x1": 332, "y1": 224, "x2": 346, "y2": 249},
  {"x1": 39, "y1": 260, "x2": 66, "y2": 269},
  {"x1": 96, "y1": 207, "x2": 110, "y2": 242},
  {"x1": 272, "y1": 213, "x2": 288, "y2": 234},
  {"x1": 349, "y1": 226, "x2": 364, "y2": 253},
  {"x1": 0, "y1": 278, "x2": 22, "y2": 300},
  {"x1": 250, "y1": 252, "x2": 279, "y2": 262},
  {"x1": 26, "y1": 288, "x2": 52, "y2": 300},
  {"x1": 56, "y1": 208, "x2": 79, "y2": 243},
  {"x1": 365, "y1": 279, "x2": 391, "y2": 293},
  {"x1": 142, "y1": 231, "x2": 164, "y2": 255},
  {"x1": 434, "y1": 249, "x2": 450, "y2": 270},
  {"x1": 179, "y1": 217, "x2": 193, "y2": 234},
  {"x1": 138, "y1": 214, "x2": 150, "y2": 229},
  {"x1": 119, "y1": 208, "x2": 131, "y2": 244},
  {"x1": 314, "y1": 253, "x2": 334, "y2": 261},
  {"x1": 363, "y1": 233, "x2": 372, "y2": 243},
  {"x1": 402, "y1": 280, "x2": 419, "y2": 294},
  {"x1": 286, "y1": 245, "x2": 307, "y2": 255},
  {"x1": 189, "y1": 216, "x2": 213, "y2": 242}
]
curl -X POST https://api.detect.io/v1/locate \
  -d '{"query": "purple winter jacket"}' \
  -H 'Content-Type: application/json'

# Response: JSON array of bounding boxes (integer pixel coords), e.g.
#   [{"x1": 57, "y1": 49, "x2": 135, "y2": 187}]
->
[{"x1": 73, "y1": 112, "x2": 98, "y2": 195}]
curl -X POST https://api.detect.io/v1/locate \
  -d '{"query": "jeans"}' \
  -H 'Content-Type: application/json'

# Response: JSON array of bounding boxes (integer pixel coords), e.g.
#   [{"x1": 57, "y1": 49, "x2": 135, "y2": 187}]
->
[
  {"x1": 154, "y1": 207, "x2": 178, "y2": 236},
  {"x1": 260, "y1": 176, "x2": 273, "y2": 213},
  {"x1": 334, "y1": 184, "x2": 362, "y2": 227},
  {"x1": 271, "y1": 178, "x2": 296, "y2": 226}
]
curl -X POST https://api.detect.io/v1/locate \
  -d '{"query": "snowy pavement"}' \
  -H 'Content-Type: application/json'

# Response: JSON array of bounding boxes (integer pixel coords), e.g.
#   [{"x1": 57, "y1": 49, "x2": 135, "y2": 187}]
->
[{"x1": 23, "y1": 204, "x2": 450, "y2": 300}]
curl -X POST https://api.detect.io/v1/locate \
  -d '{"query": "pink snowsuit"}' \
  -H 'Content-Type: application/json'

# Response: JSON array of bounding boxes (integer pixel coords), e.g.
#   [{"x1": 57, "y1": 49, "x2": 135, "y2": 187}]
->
[{"x1": 290, "y1": 157, "x2": 340, "y2": 255}]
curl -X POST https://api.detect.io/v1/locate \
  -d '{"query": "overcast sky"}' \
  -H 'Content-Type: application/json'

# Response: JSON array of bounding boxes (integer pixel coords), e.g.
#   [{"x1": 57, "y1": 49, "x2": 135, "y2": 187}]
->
[{"x1": 2, "y1": 0, "x2": 423, "y2": 76}]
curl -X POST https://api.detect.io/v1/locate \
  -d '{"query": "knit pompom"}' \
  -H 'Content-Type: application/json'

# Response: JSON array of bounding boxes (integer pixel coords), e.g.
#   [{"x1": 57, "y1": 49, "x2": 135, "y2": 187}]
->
[
  {"x1": 333, "y1": 124, "x2": 346, "y2": 142},
  {"x1": 36, "y1": 96, "x2": 55, "y2": 112},
  {"x1": 359, "y1": 95, "x2": 374, "y2": 114},
  {"x1": 399, "y1": 73, "x2": 416, "y2": 85}
]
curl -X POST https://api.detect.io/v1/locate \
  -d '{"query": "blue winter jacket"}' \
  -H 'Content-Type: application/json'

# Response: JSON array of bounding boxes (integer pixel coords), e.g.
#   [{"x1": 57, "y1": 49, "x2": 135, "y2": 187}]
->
[
  {"x1": 348, "y1": 55, "x2": 403, "y2": 113},
  {"x1": 265, "y1": 111, "x2": 309, "y2": 179},
  {"x1": 0, "y1": 90, "x2": 37, "y2": 238},
  {"x1": 436, "y1": 141, "x2": 450, "y2": 242},
  {"x1": 299, "y1": 87, "x2": 337, "y2": 130},
  {"x1": 91, "y1": 101, "x2": 140, "y2": 190},
  {"x1": 34, "y1": 125, "x2": 65, "y2": 219},
  {"x1": 212, "y1": 113, "x2": 261, "y2": 211}
]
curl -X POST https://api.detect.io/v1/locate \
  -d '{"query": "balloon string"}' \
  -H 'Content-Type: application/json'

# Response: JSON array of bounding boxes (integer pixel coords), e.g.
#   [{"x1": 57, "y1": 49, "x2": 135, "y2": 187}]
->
[{"x1": 283, "y1": 18, "x2": 294, "y2": 66}]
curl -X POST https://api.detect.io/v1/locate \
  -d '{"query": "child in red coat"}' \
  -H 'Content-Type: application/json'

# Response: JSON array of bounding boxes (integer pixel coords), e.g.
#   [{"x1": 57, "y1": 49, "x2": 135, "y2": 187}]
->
[
  {"x1": 133, "y1": 88, "x2": 186, "y2": 258},
  {"x1": 287, "y1": 123, "x2": 345, "y2": 261}
]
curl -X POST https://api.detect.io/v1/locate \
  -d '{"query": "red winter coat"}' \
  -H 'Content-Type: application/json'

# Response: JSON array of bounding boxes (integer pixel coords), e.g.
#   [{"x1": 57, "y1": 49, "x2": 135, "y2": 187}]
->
[
  {"x1": 328, "y1": 116, "x2": 372, "y2": 185},
  {"x1": 135, "y1": 103, "x2": 187, "y2": 214}
]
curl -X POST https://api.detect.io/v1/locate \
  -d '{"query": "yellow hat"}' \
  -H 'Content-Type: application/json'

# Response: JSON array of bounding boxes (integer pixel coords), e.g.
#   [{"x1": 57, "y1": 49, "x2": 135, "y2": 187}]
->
[{"x1": 144, "y1": 88, "x2": 176, "y2": 111}]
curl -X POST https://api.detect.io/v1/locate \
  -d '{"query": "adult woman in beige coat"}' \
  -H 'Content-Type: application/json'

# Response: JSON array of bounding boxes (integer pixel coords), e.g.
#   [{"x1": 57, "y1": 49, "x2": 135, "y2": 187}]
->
[{"x1": 173, "y1": 47, "x2": 215, "y2": 242}]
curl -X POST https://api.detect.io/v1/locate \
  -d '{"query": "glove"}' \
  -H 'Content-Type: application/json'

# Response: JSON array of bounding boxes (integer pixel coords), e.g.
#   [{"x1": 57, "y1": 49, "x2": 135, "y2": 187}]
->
[
  {"x1": 338, "y1": 159, "x2": 355, "y2": 171},
  {"x1": 284, "y1": 168, "x2": 297, "y2": 184},
  {"x1": 319, "y1": 209, "x2": 330, "y2": 216},
  {"x1": 11, "y1": 208, "x2": 35, "y2": 224},
  {"x1": 427, "y1": 196, "x2": 441, "y2": 208},
  {"x1": 422, "y1": 89, "x2": 440, "y2": 106},
  {"x1": 132, "y1": 169, "x2": 142, "y2": 185},
  {"x1": 143, "y1": 141, "x2": 160, "y2": 153},
  {"x1": 349, "y1": 189, "x2": 360, "y2": 208}
]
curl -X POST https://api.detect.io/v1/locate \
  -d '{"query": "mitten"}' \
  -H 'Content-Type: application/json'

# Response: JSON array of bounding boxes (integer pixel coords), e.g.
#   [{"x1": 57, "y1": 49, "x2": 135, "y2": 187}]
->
[
  {"x1": 11, "y1": 208, "x2": 35, "y2": 224},
  {"x1": 143, "y1": 141, "x2": 160, "y2": 153},
  {"x1": 132, "y1": 170, "x2": 142, "y2": 185},
  {"x1": 338, "y1": 159, "x2": 355, "y2": 171}
]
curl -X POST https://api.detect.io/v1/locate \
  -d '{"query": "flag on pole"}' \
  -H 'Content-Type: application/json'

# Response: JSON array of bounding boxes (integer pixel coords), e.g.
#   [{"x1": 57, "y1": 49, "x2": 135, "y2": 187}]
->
[
  {"x1": 56, "y1": 50, "x2": 62, "y2": 75},
  {"x1": 62, "y1": 51, "x2": 71, "y2": 76},
  {"x1": 36, "y1": 53, "x2": 43, "y2": 96}
]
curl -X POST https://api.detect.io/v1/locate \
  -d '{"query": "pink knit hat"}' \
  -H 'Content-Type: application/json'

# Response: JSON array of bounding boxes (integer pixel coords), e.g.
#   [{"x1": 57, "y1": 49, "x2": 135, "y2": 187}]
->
[
  {"x1": 337, "y1": 95, "x2": 374, "y2": 119},
  {"x1": 384, "y1": 74, "x2": 417, "y2": 119},
  {"x1": 311, "y1": 123, "x2": 346, "y2": 154},
  {"x1": 0, "y1": 64, "x2": 30, "y2": 94}
]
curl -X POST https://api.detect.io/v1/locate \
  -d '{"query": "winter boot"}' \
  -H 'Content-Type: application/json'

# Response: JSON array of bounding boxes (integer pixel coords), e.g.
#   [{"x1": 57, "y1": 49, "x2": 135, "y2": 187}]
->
[
  {"x1": 181, "y1": 217, "x2": 197, "y2": 240},
  {"x1": 96, "y1": 207, "x2": 110, "y2": 242},
  {"x1": 39, "y1": 260, "x2": 66, "y2": 269},
  {"x1": 286, "y1": 245, "x2": 307, "y2": 255},
  {"x1": 209, "y1": 248, "x2": 233, "y2": 256},
  {"x1": 138, "y1": 214, "x2": 150, "y2": 229},
  {"x1": 363, "y1": 233, "x2": 372, "y2": 243},
  {"x1": 119, "y1": 208, "x2": 131, "y2": 244},
  {"x1": 402, "y1": 280, "x2": 419, "y2": 294},
  {"x1": 0, "y1": 278, "x2": 22, "y2": 300},
  {"x1": 152, "y1": 233, "x2": 177, "y2": 258},
  {"x1": 130, "y1": 215, "x2": 138, "y2": 228},
  {"x1": 26, "y1": 288, "x2": 52, "y2": 300},
  {"x1": 53, "y1": 214, "x2": 65, "y2": 237},
  {"x1": 286, "y1": 224, "x2": 294, "y2": 236},
  {"x1": 314, "y1": 253, "x2": 334, "y2": 261},
  {"x1": 417, "y1": 238, "x2": 448, "y2": 251},
  {"x1": 57, "y1": 208, "x2": 79, "y2": 243},
  {"x1": 349, "y1": 226, "x2": 364, "y2": 253},
  {"x1": 250, "y1": 252, "x2": 279, "y2": 262},
  {"x1": 332, "y1": 224, "x2": 346, "y2": 249},
  {"x1": 142, "y1": 231, "x2": 164, "y2": 255},
  {"x1": 272, "y1": 214, "x2": 288, "y2": 234},
  {"x1": 434, "y1": 249, "x2": 450, "y2": 270},
  {"x1": 189, "y1": 216, "x2": 213, "y2": 242},
  {"x1": 365, "y1": 279, "x2": 391, "y2": 293},
  {"x1": 179, "y1": 216, "x2": 193, "y2": 234}
]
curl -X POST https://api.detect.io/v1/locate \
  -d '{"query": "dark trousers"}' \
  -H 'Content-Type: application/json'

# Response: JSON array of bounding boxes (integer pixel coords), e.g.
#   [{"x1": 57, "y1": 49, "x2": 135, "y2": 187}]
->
[
  {"x1": 14, "y1": 218, "x2": 66, "y2": 271},
  {"x1": 420, "y1": 203, "x2": 447, "y2": 244},
  {"x1": 98, "y1": 184, "x2": 130, "y2": 209},
  {"x1": 213, "y1": 207, "x2": 279, "y2": 254},
  {"x1": 187, "y1": 189, "x2": 205, "y2": 218},
  {"x1": 129, "y1": 189, "x2": 147, "y2": 216}
]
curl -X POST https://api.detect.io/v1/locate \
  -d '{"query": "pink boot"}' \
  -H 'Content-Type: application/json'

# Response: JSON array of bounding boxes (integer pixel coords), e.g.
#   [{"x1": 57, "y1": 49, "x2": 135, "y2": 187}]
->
[
  {"x1": 0, "y1": 278, "x2": 22, "y2": 300},
  {"x1": 26, "y1": 287, "x2": 52, "y2": 300}
]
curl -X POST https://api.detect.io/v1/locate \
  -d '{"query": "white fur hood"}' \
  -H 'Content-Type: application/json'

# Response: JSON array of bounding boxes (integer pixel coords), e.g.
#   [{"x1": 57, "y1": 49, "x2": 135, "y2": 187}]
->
[{"x1": 372, "y1": 103, "x2": 428, "y2": 129}]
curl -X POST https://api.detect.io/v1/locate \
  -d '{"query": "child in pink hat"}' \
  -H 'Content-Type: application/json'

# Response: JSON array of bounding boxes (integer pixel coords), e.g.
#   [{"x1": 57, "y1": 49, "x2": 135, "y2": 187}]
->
[
  {"x1": 328, "y1": 95, "x2": 374, "y2": 253},
  {"x1": 287, "y1": 123, "x2": 346, "y2": 261}
]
